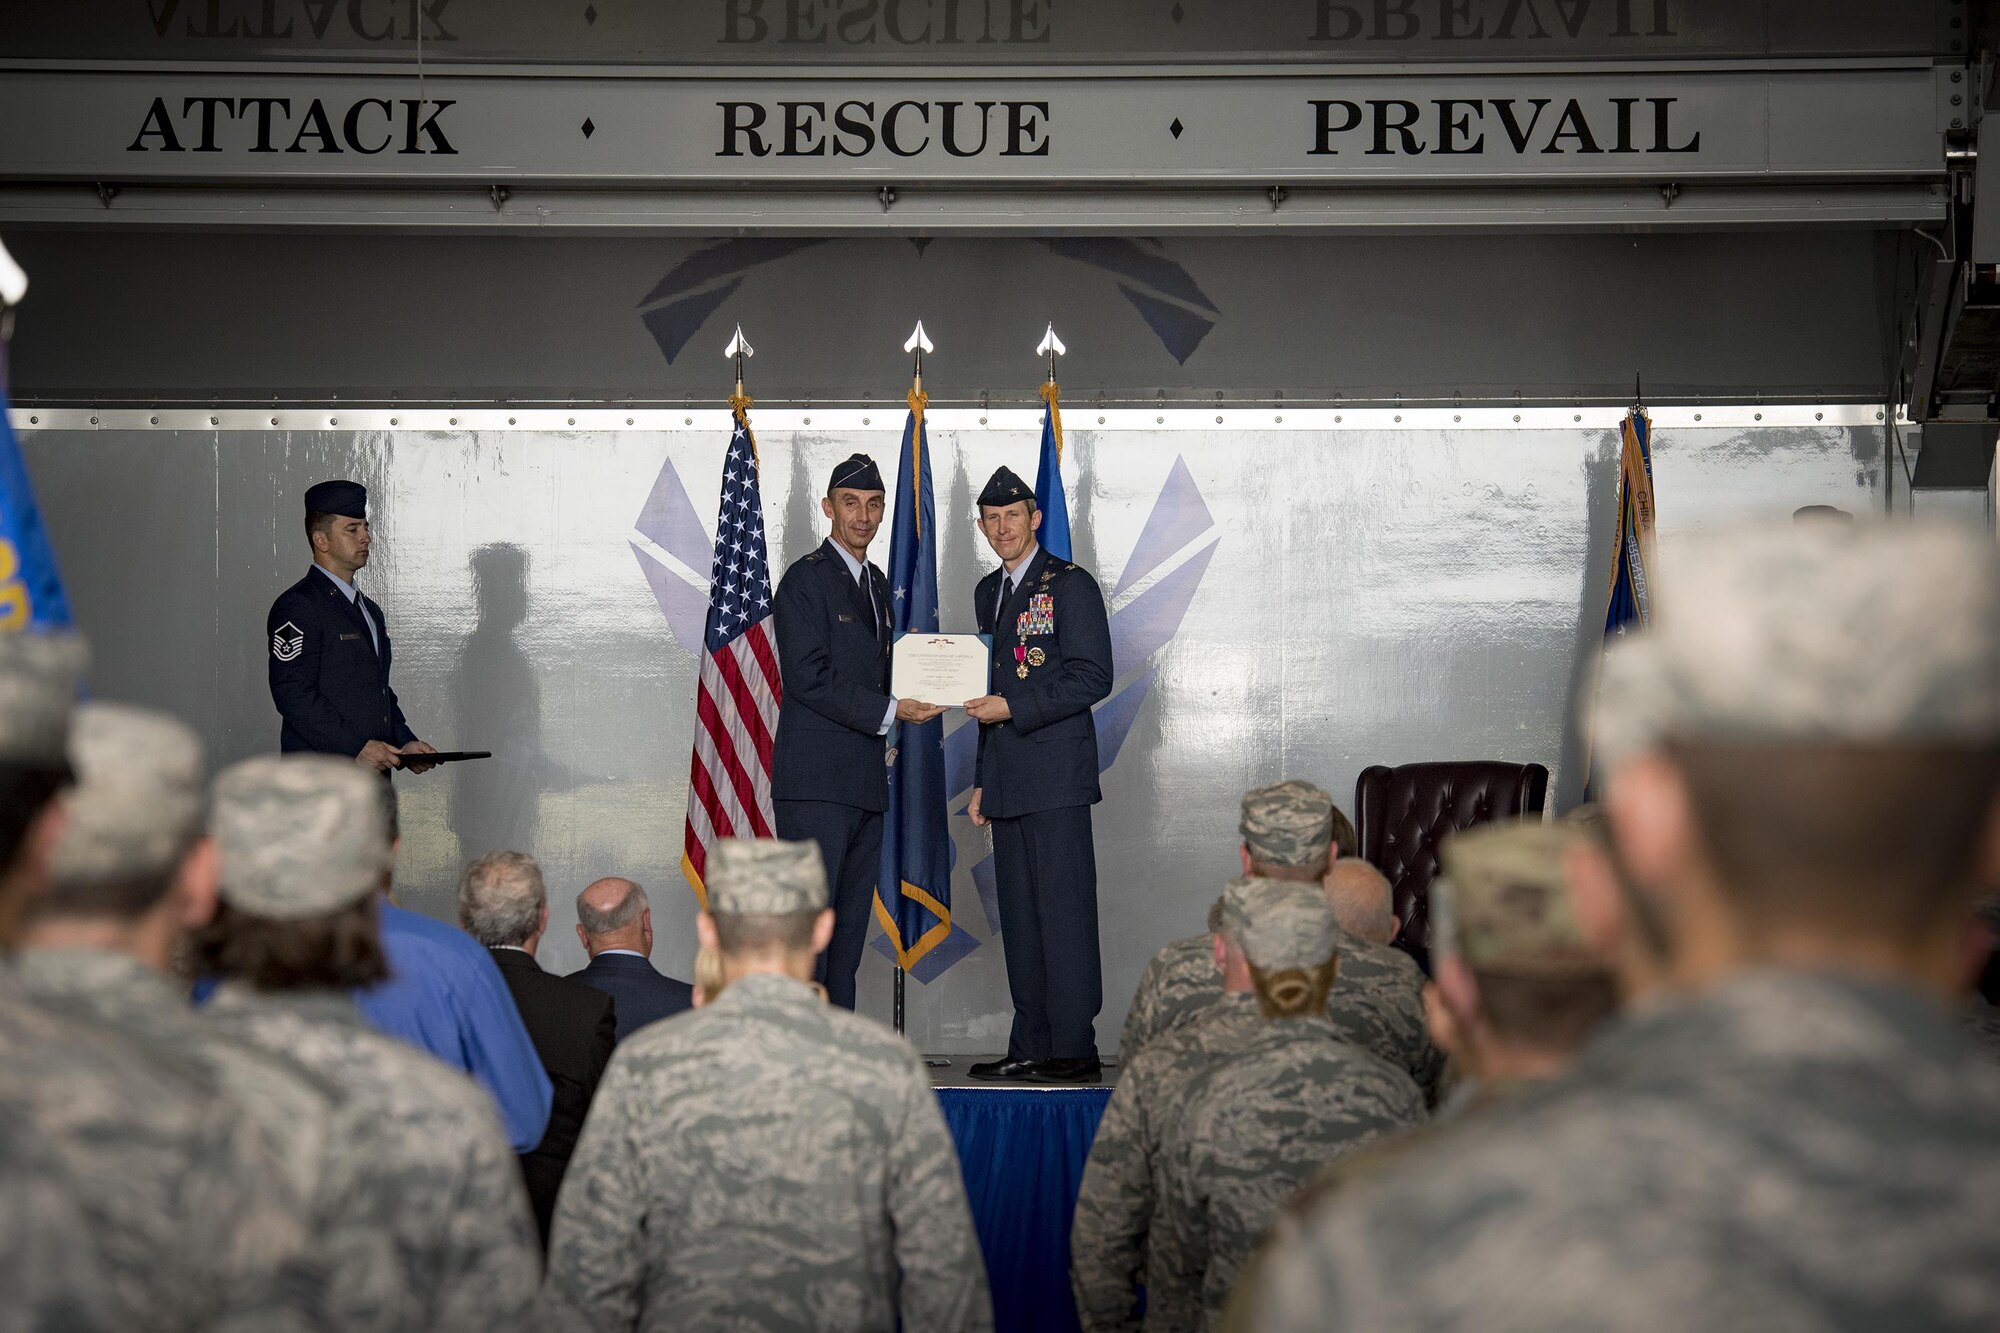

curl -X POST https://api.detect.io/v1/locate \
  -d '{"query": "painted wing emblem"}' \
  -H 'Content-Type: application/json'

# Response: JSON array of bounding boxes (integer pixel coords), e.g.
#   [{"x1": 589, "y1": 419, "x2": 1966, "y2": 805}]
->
[{"x1": 271, "y1": 621, "x2": 305, "y2": 662}]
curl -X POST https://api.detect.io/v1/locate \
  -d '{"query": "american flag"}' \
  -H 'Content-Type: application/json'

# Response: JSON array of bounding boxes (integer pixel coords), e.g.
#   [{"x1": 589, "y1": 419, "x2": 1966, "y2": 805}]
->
[{"x1": 680, "y1": 403, "x2": 783, "y2": 906}]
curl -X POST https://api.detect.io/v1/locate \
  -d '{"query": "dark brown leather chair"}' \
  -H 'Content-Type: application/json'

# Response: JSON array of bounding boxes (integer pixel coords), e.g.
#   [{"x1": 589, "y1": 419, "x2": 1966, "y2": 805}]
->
[{"x1": 1354, "y1": 761, "x2": 1550, "y2": 972}]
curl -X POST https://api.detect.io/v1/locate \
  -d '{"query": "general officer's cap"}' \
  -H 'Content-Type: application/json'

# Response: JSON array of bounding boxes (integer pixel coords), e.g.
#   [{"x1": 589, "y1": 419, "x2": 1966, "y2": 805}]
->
[
  {"x1": 828, "y1": 453, "x2": 885, "y2": 494},
  {"x1": 706, "y1": 837, "x2": 829, "y2": 916},
  {"x1": 50, "y1": 702, "x2": 205, "y2": 887},
  {"x1": 304, "y1": 479, "x2": 368, "y2": 520},
  {"x1": 1592, "y1": 520, "x2": 2000, "y2": 768},
  {"x1": 211, "y1": 754, "x2": 392, "y2": 919},
  {"x1": 1436, "y1": 820, "x2": 1601, "y2": 980},
  {"x1": 0, "y1": 631, "x2": 84, "y2": 771},
  {"x1": 1221, "y1": 876, "x2": 1341, "y2": 972},
  {"x1": 977, "y1": 467, "x2": 1033, "y2": 510}
]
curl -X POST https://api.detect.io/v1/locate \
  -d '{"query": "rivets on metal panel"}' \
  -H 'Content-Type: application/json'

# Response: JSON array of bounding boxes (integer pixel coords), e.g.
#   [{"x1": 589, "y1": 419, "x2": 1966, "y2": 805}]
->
[
  {"x1": 329, "y1": 417, "x2": 338, "y2": 426},
  {"x1": 27, "y1": 416, "x2": 36, "y2": 425},
  {"x1": 449, "y1": 417, "x2": 458, "y2": 425},
  {"x1": 270, "y1": 417, "x2": 278, "y2": 425},
  {"x1": 1754, "y1": 413, "x2": 1762, "y2": 421},
  {"x1": 1454, "y1": 414, "x2": 1461, "y2": 422},
  {"x1": 1394, "y1": 414, "x2": 1402, "y2": 423},
  {"x1": 1098, "y1": 416, "x2": 1106, "y2": 424},
  {"x1": 91, "y1": 417, "x2": 99, "y2": 425},
  {"x1": 803, "y1": 417, "x2": 812, "y2": 425},
  {"x1": 1573, "y1": 414, "x2": 1581, "y2": 422},
  {"x1": 1215, "y1": 415, "x2": 1223, "y2": 424},
  {"x1": 1156, "y1": 416, "x2": 1164, "y2": 424},
  {"x1": 1274, "y1": 415, "x2": 1283, "y2": 424},
  {"x1": 1815, "y1": 412, "x2": 1823, "y2": 421},
  {"x1": 981, "y1": 417, "x2": 988, "y2": 425},
  {"x1": 1334, "y1": 415, "x2": 1342, "y2": 423},
  {"x1": 210, "y1": 416, "x2": 218, "y2": 425},
  {"x1": 390, "y1": 418, "x2": 399, "y2": 426},
  {"x1": 863, "y1": 417, "x2": 871, "y2": 425},
  {"x1": 1875, "y1": 410, "x2": 1884, "y2": 420},
  {"x1": 1694, "y1": 413, "x2": 1702, "y2": 421},
  {"x1": 150, "y1": 416, "x2": 159, "y2": 425},
  {"x1": 509, "y1": 417, "x2": 517, "y2": 425},
  {"x1": 568, "y1": 417, "x2": 576, "y2": 426},
  {"x1": 1513, "y1": 415, "x2": 1521, "y2": 422}
]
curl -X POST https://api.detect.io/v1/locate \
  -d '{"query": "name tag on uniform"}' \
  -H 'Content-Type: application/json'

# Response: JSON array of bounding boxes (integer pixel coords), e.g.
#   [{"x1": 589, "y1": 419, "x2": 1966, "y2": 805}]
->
[
  {"x1": 836, "y1": 614, "x2": 856, "y2": 623},
  {"x1": 338, "y1": 632, "x2": 362, "y2": 641}
]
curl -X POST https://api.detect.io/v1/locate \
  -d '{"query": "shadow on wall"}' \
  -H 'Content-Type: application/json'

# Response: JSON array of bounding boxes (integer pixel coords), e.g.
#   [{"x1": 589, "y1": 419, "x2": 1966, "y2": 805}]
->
[{"x1": 450, "y1": 543, "x2": 563, "y2": 870}]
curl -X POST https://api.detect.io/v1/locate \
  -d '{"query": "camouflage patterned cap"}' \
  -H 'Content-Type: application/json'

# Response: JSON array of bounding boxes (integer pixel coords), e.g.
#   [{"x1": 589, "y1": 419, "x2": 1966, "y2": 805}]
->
[
  {"x1": 1592, "y1": 520, "x2": 2000, "y2": 768},
  {"x1": 211, "y1": 754, "x2": 391, "y2": 919},
  {"x1": 0, "y1": 631, "x2": 84, "y2": 769},
  {"x1": 49, "y1": 703, "x2": 205, "y2": 886},
  {"x1": 1239, "y1": 780, "x2": 1336, "y2": 868},
  {"x1": 1436, "y1": 820, "x2": 1601, "y2": 979},
  {"x1": 1220, "y1": 876, "x2": 1341, "y2": 972},
  {"x1": 706, "y1": 837, "x2": 828, "y2": 916}
]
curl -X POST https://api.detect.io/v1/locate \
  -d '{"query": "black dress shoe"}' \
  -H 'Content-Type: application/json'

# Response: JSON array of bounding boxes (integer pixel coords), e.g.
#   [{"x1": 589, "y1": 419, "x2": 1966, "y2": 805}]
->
[
  {"x1": 967, "y1": 1057, "x2": 1039, "y2": 1081},
  {"x1": 1028, "y1": 1057, "x2": 1103, "y2": 1084}
]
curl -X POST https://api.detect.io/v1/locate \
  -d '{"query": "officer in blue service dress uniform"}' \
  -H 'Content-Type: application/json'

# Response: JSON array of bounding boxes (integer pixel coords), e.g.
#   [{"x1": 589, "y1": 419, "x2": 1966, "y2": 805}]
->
[
  {"x1": 773, "y1": 454, "x2": 944, "y2": 1010},
  {"x1": 966, "y1": 466, "x2": 1114, "y2": 1083},
  {"x1": 266, "y1": 480, "x2": 437, "y2": 774}
]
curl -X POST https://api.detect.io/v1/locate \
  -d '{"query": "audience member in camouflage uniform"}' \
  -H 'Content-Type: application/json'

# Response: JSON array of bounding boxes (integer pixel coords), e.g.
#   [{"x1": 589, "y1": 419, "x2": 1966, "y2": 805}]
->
[
  {"x1": 1072, "y1": 881, "x2": 1301, "y2": 1332},
  {"x1": 0, "y1": 634, "x2": 317, "y2": 1333},
  {"x1": 199, "y1": 753, "x2": 541, "y2": 1332},
  {"x1": 1120, "y1": 781, "x2": 1439, "y2": 1098},
  {"x1": 1251, "y1": 521, "x2": 2000, "y2": 1330},
  {"x1": 1222, "y1": 819, "x2": 1618, "y2": 1332},
  {"x1": 1155, "y1": 879, "x2": 1424, "y2": 1328},
  {"x1": 545, "y1": 837, "x2": 992, "y2": 1332}
]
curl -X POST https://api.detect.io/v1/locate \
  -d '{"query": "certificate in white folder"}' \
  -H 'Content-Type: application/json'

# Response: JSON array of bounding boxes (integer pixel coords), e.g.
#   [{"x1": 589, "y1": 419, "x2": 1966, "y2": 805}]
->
[{"x1": 891, "y1": 633, "x2": 992, "y2": 706}]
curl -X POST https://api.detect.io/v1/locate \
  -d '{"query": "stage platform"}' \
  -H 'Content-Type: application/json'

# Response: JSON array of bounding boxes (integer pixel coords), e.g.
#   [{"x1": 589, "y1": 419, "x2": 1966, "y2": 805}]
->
[{"x1": 929, "y1": 1057, "x2": 1120, "y2": 1333}]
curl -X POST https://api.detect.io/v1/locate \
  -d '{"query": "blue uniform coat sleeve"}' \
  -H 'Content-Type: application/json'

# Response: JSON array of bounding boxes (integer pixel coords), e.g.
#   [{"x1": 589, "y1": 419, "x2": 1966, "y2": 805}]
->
[
  {"x1": 267, "y1": 594, "x2": 362, "y2": 756},
  {"x1": 1007, "y1": 572, "x2": 1113, "y2": 736},
  {"x1": 775, "y1": 562, "x2": 894, "y2": 735}
]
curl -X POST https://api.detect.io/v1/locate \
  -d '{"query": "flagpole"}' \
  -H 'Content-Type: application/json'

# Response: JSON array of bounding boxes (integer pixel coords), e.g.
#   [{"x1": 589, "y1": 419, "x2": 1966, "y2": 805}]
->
[{"x1": 891, "y1": 321, "x2": 935, "y2": 1037}]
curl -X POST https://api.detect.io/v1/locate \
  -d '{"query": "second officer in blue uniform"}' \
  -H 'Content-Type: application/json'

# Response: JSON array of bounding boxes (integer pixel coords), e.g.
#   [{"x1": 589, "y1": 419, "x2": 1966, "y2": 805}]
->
[
  {"x1": 966, "y1": 466, "x2": 1113, "y2": 1083},
  {"x1": 266, "y1": 479, "x2": 437, "y2": 775},
  {"x1": 772, "y1": 454, "x2": 943, "y2": 1009}
]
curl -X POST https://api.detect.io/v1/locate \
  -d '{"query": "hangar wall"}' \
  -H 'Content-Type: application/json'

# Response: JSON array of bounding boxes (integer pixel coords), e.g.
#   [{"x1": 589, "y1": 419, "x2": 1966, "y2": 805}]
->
[{"x1": 13, "y1": 406, "x2": 1887, "y2": 1052}]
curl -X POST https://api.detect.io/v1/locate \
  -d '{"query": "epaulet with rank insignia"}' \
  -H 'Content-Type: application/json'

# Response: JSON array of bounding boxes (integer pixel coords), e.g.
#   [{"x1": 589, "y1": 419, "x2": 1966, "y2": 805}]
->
[{"x1": 803, "y1": 549, "x2": 824, "y2": 562}]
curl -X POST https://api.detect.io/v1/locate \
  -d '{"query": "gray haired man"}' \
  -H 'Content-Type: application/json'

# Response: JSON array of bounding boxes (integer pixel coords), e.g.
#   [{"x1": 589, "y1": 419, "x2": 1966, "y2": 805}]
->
[
  {"x1": 199, "y1": 754, "x2": 541, "y2": 1331},
  {"x1": 1252, "y1": 521, "x2": 2000, "y2": 1330},
  {"x1": 546, "y1": 836, "x2": 993, "y2": 1331},
  {"x1": 458, "y1": 849, "x2": 615, "y2": 1250}
]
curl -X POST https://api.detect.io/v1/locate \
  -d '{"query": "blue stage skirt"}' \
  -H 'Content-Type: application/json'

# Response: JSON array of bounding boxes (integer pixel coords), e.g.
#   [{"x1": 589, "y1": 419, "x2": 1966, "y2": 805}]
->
[{"x1": 938, "y1": 1086, "x2": 1114, "y2": 1333}]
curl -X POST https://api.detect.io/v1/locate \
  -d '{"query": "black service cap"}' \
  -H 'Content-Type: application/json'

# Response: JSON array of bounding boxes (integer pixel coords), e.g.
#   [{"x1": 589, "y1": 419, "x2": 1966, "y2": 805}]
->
[
  {"x1": 977, "y1": 466, "x2": 1033, "y2": 509},
  {"x1": 304, "y1": 479, "x2": 368, "y2": 519},
  {"x1": 828, "y1": 453, "x2": 885, "y2": 494}
]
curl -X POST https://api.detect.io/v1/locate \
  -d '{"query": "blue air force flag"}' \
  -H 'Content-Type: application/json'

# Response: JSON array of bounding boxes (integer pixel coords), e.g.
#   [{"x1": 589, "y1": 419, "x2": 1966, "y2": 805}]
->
[
  {"x1": 1033, "y1": 382, "x2": 1073, "y2": 563},
  {"x1": 875, "y1": 390, "x2": 952, "y2": 969},
  {"x1": 1604, "y1": 407, "x2": 1656, "y2": 639},
  {"x1": 0, "y1": 379, "x2": 71, "y2": 630}
]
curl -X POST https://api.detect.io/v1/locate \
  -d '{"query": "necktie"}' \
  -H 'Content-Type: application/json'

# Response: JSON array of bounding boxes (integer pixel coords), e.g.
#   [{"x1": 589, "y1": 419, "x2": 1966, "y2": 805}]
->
[
  {"x1": 861, "y1": 571, "x2": 882, "y2": 643},
  {"x1": 999, "y1": 575, "x2": 1015, "y2": 627}
]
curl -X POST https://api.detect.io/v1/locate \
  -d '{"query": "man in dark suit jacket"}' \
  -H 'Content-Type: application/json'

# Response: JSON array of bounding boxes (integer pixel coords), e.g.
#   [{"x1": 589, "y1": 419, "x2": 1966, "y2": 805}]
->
[
  {"x1": 266, "y1": 479, "x2": 438, "y2": 775},
  {"x1": 459, "y1": 850, "x2": 616, "y2": 1250},
  {"x1": 567, "y1": 876, "x2": 693, "y2": 1040},
  {"x1": 966, "y1": 467, "x2": 1114, "y2": 1084},
  {"x1": 771, "y1": 454, "x2": 944, "y2": 1009}
]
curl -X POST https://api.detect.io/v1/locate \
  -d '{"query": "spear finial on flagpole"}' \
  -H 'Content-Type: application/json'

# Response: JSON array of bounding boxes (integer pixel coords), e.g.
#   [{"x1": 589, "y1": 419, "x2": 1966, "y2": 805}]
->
[
  {"x1": 904, "y1": 320, "x2": 934, "y2": 391},
  {"x1": 1633, "y1": 372, "x2": 1645, "y2": 414},
  {"x1": 1037, "y1": 322, "x2": 1067, "y2": 385},
  {"x1": 723, "y1": 325, "x2": 753, "y2": 400}
]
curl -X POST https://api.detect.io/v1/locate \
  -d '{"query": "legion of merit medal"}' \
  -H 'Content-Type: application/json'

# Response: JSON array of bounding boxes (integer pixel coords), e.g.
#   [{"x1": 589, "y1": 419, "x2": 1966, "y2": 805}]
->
[{"x1": 1015, "y1": 645, "x2": 1029, "y2": 679}]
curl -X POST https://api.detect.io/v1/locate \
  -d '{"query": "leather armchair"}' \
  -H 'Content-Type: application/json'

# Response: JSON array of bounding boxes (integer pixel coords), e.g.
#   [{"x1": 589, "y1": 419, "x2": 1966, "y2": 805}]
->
[{"x1": 1354, "y1": 761, "x2": 1550, "y2": 972}]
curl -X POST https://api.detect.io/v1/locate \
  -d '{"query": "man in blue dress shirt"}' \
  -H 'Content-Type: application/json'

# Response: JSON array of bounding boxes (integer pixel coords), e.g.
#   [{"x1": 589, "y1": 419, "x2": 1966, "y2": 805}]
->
[
  {"x1": 267, "y1": 479, "x2": 438, "y2": 775},
  {"x1": 771, "y1": 454, "x2": 944, "y2": 1009},
  {"x1": 353, "y1": 785, "x2": 552, "y2": 1152}
]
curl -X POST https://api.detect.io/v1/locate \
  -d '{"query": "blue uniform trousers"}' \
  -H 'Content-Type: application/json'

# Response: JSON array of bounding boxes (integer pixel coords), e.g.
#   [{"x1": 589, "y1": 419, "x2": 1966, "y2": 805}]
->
[
  {"x1": 776, "y1": 797, "x2": 883, "y2": 1011},
  {"x1": 990, "y1": 804, "x2": 1102, "y2": 1062}
]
